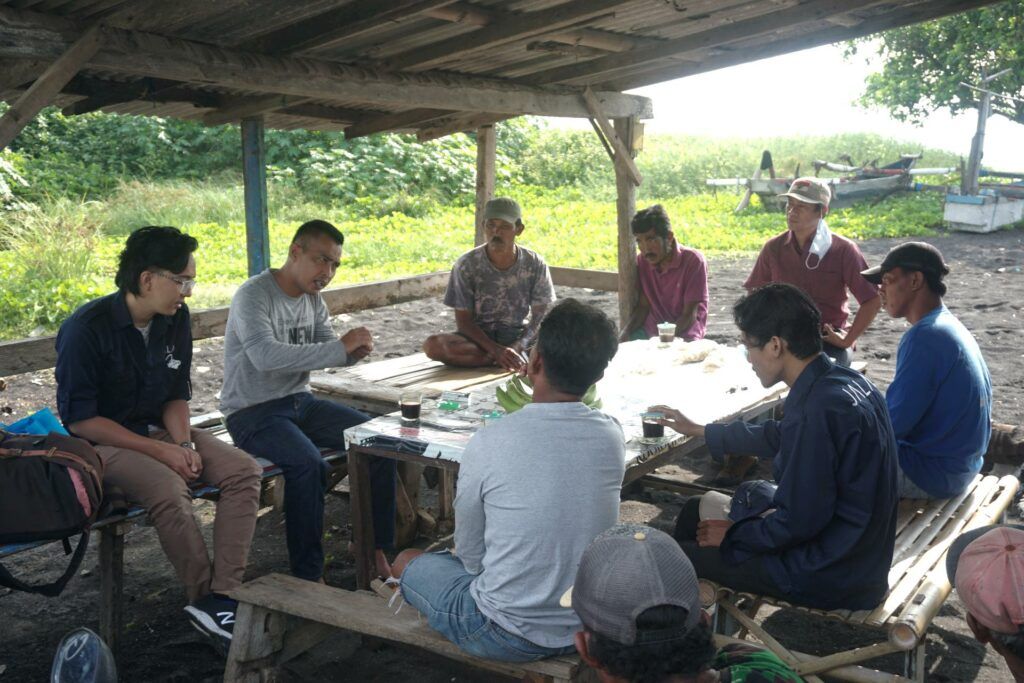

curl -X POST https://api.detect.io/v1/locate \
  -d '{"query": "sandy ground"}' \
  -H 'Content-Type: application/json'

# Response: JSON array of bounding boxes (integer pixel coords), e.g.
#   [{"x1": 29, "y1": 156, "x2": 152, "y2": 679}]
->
[{"x1": 1, "y1": 228, "x2": 1022, "y2": 681}]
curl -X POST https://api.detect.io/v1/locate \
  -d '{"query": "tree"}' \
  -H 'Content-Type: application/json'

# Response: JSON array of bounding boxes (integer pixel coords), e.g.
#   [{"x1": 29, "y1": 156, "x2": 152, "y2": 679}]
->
[{"x1": 847, "y1": 1, "x2": 1024, "y2": 126}]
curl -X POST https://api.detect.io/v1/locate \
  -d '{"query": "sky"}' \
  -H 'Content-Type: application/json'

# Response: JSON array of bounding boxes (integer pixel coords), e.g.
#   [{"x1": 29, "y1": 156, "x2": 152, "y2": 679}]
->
[{"x1": 550, "y1": 43, "x2": 1024, "y2": 171}]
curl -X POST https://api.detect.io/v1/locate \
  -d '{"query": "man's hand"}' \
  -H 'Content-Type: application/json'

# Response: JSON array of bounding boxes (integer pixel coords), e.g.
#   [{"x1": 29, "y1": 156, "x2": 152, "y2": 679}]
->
[
  {"x1": 649, "y1": 405, "x2": 705, "y2": 438},
  {"x1": 492, "y1": 345, "x2": 526, "y2": 373},
  {"x1": 341, "y1": 327, "x2": 374, "y2": 358},
  {"x1": 154, "y1": 442, "x2": 202, "y2": 482},
  {"x1": 822, "y1": 323, "x2": 850, "y2": 349},
  {"x1": 696, "y1": 519, "x2": 732, "y2": 547}
]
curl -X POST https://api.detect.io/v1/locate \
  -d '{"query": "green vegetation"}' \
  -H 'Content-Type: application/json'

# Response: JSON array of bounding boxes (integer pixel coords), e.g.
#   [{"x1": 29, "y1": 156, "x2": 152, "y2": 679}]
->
[{"x1": 0, "y1": 108, "x2": 955, "y2": 341}]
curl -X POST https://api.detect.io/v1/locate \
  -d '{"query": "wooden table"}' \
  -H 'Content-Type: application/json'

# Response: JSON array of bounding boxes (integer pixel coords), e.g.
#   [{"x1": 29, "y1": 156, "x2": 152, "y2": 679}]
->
[{"x1": 344, "y1": 339, "x2": 789, "y2": 588}]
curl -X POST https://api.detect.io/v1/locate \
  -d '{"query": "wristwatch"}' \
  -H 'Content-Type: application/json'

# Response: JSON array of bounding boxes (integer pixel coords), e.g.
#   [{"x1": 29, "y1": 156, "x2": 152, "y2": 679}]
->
[{"x1": 179, "y1": 441, "x2": 196, "y2": 451}]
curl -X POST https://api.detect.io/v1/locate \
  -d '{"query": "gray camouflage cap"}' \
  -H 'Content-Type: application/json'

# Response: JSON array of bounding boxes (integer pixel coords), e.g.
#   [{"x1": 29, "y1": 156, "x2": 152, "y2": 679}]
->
[
  {"x1": 560, "y1": 524, "x2": 701, "y2": 645},
  {"x1": 483, "y1": 197, "x2": 522, "y2": 225}
]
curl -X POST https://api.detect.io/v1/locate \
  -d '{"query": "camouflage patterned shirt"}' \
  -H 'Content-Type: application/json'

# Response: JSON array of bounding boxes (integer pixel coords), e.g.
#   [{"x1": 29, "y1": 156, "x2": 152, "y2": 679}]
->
[{"x1": 443, "y1": 244, "x2": 555, "y2": 343}]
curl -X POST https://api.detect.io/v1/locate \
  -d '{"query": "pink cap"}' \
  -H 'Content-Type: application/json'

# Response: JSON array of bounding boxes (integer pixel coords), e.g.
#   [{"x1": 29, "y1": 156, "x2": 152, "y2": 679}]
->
[{"x1": 954, "y1": 526, "x2": 1024, "y2": 634}]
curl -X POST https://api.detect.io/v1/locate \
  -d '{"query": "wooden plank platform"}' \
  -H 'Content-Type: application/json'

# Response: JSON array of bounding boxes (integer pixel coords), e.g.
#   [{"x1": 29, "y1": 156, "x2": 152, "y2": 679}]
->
[
  {"x1": 312, "y1": 353, "x2": 510, "y2": 415},
  {"x1": 226, "y1": 573, "x2": 581, "y2": 682}
]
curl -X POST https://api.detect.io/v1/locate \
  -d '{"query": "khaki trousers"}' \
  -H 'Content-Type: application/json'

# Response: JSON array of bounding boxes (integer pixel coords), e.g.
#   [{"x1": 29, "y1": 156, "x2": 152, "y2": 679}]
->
[{"x1": 95, "y1": 428, "x2": 261, "y2": 603}]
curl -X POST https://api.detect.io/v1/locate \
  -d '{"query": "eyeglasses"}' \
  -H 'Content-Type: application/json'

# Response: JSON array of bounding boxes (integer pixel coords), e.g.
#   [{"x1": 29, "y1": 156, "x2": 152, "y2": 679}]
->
[{"x1": 152, "y1": 271, "x2": 196, "y2": 294}]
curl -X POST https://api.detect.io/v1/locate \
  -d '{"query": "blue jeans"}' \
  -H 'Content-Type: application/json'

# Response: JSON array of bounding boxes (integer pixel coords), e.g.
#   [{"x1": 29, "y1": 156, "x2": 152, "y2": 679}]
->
[
  {"x1": 226, "y1": 392, "x2": 396, "y2": 581},
  {"x1": 400, "y1": 552, "x2": 576, "y2": 663}
]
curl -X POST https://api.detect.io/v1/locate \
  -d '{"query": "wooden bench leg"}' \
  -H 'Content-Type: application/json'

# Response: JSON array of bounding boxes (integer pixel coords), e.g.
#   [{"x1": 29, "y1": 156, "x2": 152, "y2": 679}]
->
[
  {"x1": 348, "y1": 449, "x2": 377, "y2": 590},
  {"x1": 903, "y1": 641, "x2": 925, "y2": 683},
  {"x1": 225, "y1": 603, "x2": 285, "y2": 683},
  {"x1": 98, "y1": 523, "x2": 125, "y2": 656},
  {"x1": 437, "y1": 468, "x2": 455, "y2": 532}
]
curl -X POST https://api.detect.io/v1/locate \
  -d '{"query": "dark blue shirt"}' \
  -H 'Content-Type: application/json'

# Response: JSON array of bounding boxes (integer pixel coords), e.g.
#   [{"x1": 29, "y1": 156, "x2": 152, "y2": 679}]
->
[
  {"x1": 887, "y1": 305, "x2": 991, "y2": 498},
  {"x1": 705, "y1": 354, "x2": 898, "y2": 610},
  {"x1": 55, "y1": 292, "x2": 192, "y2": 437}
]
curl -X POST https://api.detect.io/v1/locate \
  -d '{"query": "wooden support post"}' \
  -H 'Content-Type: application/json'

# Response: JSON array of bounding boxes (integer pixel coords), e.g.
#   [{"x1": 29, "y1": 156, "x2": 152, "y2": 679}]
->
[
  {"x1": 224, "y1": 603, "x2": 286, "y2": 683},
  {"x1": 394, "y1": 462, "x2": 424, "y2": 548},
  {"x1": 0, "y1": 25, "x2": 101, "y2": 151},
  {"x1": 241, "y1": 116, "x2": 270, "y2": 276},
  {"x1": 474, "y1": 124, "x2": 496, "y2": 246},
  {"x1": 347, "y1": 449, "x2": 377, "y2": 590},
  {"x1": 613, "y1": 116, "x2": 639, "y2": 330},
  {"x1": 98, "y1": 523, "x2": 125, "y2": 656}
]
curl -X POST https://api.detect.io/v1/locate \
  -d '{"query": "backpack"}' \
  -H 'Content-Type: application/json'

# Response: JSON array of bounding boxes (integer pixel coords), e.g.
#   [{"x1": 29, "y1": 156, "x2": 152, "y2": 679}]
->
[{"x1": 0, "y1": 430, "x2": 104, "y2": 596}]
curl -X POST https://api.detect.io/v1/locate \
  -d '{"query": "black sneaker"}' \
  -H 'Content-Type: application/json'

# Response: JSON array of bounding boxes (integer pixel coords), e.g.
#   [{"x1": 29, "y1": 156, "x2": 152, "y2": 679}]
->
[{"x1": 184, "y1": 593, "x2": 237, "y2": 652}]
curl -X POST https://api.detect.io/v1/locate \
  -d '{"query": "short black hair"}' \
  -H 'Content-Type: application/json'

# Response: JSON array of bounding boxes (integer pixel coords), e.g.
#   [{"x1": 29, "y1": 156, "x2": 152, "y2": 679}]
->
[
  {"x1": 734, "y1": 283, "x2": 822, "y2": 359},
  {"x1": 586, "y1": 606, "x2": 716, "y2": 682},
  {"x1": 115, "y1": 226, "x2": 198, "y2": 295},
  {"x1": 292, "y1": 219, "x2": 344, "y2": 248},
  {"x1": 537, "y1": 298, "x2": 618, "y2": 396},
  {"x1": 631, "y1": 205, "x2": 671, "y2": 239}
]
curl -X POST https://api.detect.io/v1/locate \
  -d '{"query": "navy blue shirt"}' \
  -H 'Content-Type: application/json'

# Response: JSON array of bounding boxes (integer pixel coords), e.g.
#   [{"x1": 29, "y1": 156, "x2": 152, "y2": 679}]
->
[
  {"x1": 705, "y1": 354, "x2": 898, "y2": 610},
  {"x1": 55, "y1": 291, "x2": 192, "y2": 437}
]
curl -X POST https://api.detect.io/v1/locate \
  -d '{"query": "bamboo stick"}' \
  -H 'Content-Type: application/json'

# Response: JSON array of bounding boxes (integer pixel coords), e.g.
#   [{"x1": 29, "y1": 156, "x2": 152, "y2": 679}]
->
[
  {"x1": 867, "y1": 477, "x2": 999, "y2": 626},
  {"x1": 713, "y1": 636, "x2": 911, "y2": 683},
  {"x1": 792, "y1": 640, "x2": 903, "y2": 677},
  {"x1": 894, "y1": 481, "x2": 977, "y2": 563},
  {"x1": 719, "y1": 599, "x2": 825, "y2": 682},
  {"x1": 892, "y1": 475, "x2": 1019, "y2": 647},
  {"x1": 891, "y1": 479, "x2": 976, "y2": 563}
]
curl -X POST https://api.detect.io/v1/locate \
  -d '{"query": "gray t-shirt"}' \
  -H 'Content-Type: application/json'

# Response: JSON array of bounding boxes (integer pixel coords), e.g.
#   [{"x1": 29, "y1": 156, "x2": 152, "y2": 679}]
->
[
  {"x1": 220, "y1": 270, "x2": 351, "y2": 415},
  {"x1": 453, "y1": 402, "x2": 625, "y2": 648},
  {"x1": 443, "y1": 245, "x2": 555, "y2": 342}
]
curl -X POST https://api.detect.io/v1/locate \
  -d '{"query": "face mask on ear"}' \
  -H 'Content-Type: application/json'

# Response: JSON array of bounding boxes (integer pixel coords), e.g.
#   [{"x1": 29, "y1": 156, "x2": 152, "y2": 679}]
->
[{"x1": 805, "y1": 217, "x2": 832, "y2": 270}]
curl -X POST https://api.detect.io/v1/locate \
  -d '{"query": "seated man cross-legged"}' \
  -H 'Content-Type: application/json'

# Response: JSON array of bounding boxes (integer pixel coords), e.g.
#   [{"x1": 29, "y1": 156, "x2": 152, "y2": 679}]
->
[
  {"x1": 55, "y1": 227, "x2": 262, "y2": 649},
  {"x1": 423, "y1": 197, "x2": 556, "y2": 373},
  {"x1": 221, "y1": 219, "x2": 396, "y2": 582},
  {"x1": 563, "y1": 524, "x2": 801, "y2": 682},
  {"x1": 653, "y1": 283, "x2": 899, "y2": 611},
  {"x1": 619, "y1": 204, "x2": 709, "y2": 343},
  {"x1": 393, "y1": 299, "x2": 624, "y2": 662}
]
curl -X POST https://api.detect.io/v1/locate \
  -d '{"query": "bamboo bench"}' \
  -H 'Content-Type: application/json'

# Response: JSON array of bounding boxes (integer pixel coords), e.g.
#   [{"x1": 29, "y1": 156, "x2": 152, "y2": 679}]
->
[
  {"x1": 225, "y1": 572, "x2": 582, "y2": 683},
  {"x1": 700, "y1": 472, "x2": 1019, "y2": 683},
  {"x1": 0, "y1": 411, "x2": 347, "y2": 655}
]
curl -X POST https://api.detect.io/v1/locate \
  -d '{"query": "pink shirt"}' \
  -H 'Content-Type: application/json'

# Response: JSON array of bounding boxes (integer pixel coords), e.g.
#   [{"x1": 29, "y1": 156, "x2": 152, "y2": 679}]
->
[
  {"x1": 744, "y1": 230, "x2": 879, "y2": 330},
  {"x1": 637, "y1": 244, "x2": 708, "y2": 340}
]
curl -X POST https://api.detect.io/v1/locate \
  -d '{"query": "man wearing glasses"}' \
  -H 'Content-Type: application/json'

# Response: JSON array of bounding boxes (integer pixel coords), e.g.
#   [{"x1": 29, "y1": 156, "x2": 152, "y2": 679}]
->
[{"x1": 56, "y1": 226, "x2": 262, "y2": 651}]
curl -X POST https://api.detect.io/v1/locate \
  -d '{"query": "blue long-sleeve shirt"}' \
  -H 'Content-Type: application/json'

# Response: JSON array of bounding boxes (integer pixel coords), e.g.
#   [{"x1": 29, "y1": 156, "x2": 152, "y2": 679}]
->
[
  {"x1": 705, "y1": 354, "x2": 898, "y2": 610},
  {"x1": 886, "y1": 305, "x2": 991, "y2": 498}
]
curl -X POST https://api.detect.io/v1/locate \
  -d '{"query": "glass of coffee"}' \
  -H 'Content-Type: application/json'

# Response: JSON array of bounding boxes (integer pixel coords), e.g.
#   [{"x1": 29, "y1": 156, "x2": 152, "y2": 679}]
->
[
  {"x1": 399, "y1": 390, "x2": 423, "y2": 426},
  {"x1": 657, "y1": 322, "x2": 675, "y2": 344},
  {"x1": 640, "y1": 411, "x2": 665, "y2": 443}
]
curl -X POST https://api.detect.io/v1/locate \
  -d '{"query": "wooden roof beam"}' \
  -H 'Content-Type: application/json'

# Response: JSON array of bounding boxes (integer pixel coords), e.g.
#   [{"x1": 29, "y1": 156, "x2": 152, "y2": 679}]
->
[
  {"x1": 0, "y1": 8, "x2": 653, "y2": 121},
  {"x1": 344, "y1": 108, "x2": 454, "y2": 139},
  {"x1": 58, "y1": 76, "x2": 214, "y2": 115},
  {"x1": 424, "y1": 3, "x2": 646, "y2": 54},
  {"x1": 524, "y1": 0, "x2": 898, "y2": 86},
  {"x1": 240, "y1": 0, "x2": 459, "y2": 55},
  {"x1": 601, "y1": 0, "x2": 1007, "y2": 92},
  {"x1": 0, "y1": 25, "x2": 101, "y2": 151},
  {"x1": 203, "y1": 94, "x2": 313, "y2": 126},
  {"x1": 384, "y1": 0, "x2": 632, "y2": 72},
  {"x1": 416, "y1": 112, "x2": 511, "y2": 142}
]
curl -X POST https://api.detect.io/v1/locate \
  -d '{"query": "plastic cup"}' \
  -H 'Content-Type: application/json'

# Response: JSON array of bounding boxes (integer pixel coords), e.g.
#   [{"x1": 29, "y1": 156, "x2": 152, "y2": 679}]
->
[{"x1": 657, "y1": 322, "x2": 675, "y2": 344}]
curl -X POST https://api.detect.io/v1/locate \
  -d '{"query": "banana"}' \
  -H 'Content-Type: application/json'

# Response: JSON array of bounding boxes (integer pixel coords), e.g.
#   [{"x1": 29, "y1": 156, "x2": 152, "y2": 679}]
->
[
  {"x1": 581, "y1": 383, "x2": 597, "y2": 405},
  {"x1": 496, "y1": 386, "x2": 523, "y2": 413},
  {"x1": 590, "y1": 398, "x2": 603, "y2": 410},
  {"x1": 520, "y1": 375, "x2": 533, "y2": 389},
  {"x1": 508, "y1": 375, "x2": 533, "y2": 398},
  {"x1": 505, "y1": 379, "x2": 533, "y2": 405}
]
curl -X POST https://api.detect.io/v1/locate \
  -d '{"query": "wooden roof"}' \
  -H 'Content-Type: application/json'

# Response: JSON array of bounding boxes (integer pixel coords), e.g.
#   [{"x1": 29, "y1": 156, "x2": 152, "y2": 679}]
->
[{"x1": 0, "y1": 0, "x2": 1003, "y2": 140}]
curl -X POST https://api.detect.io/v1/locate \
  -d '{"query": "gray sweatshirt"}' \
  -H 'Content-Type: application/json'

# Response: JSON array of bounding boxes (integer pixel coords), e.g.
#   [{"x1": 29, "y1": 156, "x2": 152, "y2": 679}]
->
[
  {"x1": 454, "y1": 401, "x2": 625, "y2": 648},
  {"x1": 220, "y1": 270, "x2": 351, "y2": 415}
]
